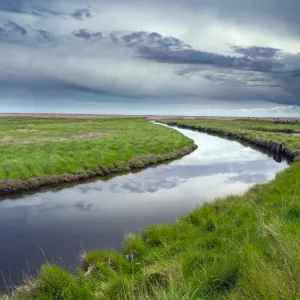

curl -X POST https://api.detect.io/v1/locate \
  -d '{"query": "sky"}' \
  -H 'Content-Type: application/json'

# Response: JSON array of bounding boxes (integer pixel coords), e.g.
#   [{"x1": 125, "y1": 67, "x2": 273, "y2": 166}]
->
[{"x1": 0, "y1": 0, "x2": 300, "y2": 116}]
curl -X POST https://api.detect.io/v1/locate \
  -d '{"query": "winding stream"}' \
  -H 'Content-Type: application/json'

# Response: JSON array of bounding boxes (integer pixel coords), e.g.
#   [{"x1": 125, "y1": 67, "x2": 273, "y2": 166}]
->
[{"x1": 0, "y1": 124, "x2": 288, "y2": 291}]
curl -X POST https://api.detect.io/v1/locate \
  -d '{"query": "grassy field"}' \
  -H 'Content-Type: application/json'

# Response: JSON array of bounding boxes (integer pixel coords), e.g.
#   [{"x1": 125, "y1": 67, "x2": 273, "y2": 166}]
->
[
  {"x1": 0, "y1": 118, "x2": 194, "y2": 183},
  {"x1": 5, "y1": 118, "x2": 300, "y2": 300}
]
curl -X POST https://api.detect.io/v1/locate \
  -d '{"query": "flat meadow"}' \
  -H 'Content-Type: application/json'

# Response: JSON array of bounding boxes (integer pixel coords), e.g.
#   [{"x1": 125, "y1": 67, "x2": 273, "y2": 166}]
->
[{"x1": 0, "y1": 117, "x2": 194, "y2": 181}]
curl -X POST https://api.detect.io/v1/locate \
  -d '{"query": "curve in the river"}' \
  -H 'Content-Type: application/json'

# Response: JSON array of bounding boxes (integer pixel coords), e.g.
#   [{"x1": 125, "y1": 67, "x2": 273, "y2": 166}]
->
[{"x1": 0, "y1": 124, "x2": 289, "y2": 292}]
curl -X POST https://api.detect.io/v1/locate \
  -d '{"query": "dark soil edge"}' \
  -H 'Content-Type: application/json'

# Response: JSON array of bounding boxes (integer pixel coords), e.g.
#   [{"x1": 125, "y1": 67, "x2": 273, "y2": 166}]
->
[
  {"x1": 160, "y1": 121, "x2": 300, "y2": 161},
  {"x1": 0, "y1": 144, "x2": 197, "y2": 196}
]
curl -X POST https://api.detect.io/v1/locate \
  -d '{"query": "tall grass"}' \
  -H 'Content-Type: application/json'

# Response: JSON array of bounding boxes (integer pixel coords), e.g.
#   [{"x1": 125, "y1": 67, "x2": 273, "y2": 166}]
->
[{"x1": 0, "y1": 118, "x2": 194, "y2": 180}]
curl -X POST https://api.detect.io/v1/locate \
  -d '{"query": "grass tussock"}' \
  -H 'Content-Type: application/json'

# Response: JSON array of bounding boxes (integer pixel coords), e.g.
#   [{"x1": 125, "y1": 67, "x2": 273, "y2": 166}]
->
[{"x1": 6, "y1": 118, "x2": 300, "y2": 299}]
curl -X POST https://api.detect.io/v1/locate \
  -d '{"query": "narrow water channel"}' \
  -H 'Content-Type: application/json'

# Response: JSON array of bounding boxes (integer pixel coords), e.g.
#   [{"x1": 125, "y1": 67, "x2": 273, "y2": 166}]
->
[{"x1": 0, "y1": 124, "x2": 288, "y2": 291}]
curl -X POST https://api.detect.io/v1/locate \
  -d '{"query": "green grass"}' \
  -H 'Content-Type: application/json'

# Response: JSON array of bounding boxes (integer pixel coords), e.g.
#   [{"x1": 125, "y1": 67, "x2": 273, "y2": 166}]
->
[
  {"x1": 0, "y1": 118, "x2": 194, "y2": 180},
  {"x1": 7, "y1": 118, "x2": 300, "y2": 299},
  {"x1": 164, "y1": 119, "x2": 300, "y2": 157},
  {"x1": 169, "y1": 118, "x2": 300, "y2": 133}
]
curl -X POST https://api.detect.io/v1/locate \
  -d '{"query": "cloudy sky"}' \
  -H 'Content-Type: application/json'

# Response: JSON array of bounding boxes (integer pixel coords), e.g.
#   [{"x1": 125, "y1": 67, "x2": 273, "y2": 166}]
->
[{"x1": 1, "y1": 0, "x2": 300, "y2": 116}]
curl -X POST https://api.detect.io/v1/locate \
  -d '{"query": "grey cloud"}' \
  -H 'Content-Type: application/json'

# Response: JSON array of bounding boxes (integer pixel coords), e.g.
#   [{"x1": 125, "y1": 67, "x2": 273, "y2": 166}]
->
[
  {"x1": 0, "y1": 23, "x2": 56, "y2": 45},
  {"x1": 72, "y1": 8, "x2": 93, "y2": 20},
  {"x1": 92, "y1": 32, "x2": 103, "y2": 39},
  {"x1": 0, "y1": 26, "x2": 299, "y2": 105},
  {"x1": 0, "y1": 7, "x2": 40, "y2": 16},
  {"x1": 37, "y1": 30, "x2": 53, "y2": 40},
  {"x1": 2, "y1": 0, "x2": 300, "y2": 37},
  {"x1": 120, "y1": 31, "x2": 187, "y2": 50},
  {"x1": 106, "y1": 31, "x2": 282, "y2": 73},
  {"x1": 0, "y1": 22, "x2": 27, "y2": 37},
  {"x1": 0, "y1": 0, "x2": 34, "y2": 15},
  {"x1": 0, "y1": 0, "x2": 53, "y2": 16},
  {"x1": 0, "y1": 0, "x2": 300, "y2": 108},
  {"x1": 0, "y1": 68, "x2": 98, "y2": 94},
  {"x1": 107, "y1": 31, "x2": 299, "y2": 103},
  {"x1": 160, "y1": 0, "x2": 300, "y2": 37},
  {"x1": 0, "y1": 0, "x2": 93, "y2": 20},
  {"x1": 139, "y1": 47, "x2": 279, "y2": 72},
  {"x1": 73, "y1": 29, "x2": 102, "y2": 40},
  {"x1": 232, "y1": 46, "x2": 281, "y2": 59},
  {"x1": 73, "y1": 29, "x2": 92, "y2": 40}
]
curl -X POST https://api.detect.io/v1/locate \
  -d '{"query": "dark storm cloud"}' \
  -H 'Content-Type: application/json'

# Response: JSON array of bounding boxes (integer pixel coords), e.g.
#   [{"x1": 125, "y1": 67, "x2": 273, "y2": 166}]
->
[
  {"x1": 108, "y1": 31, "x2": 282, "y2": 73},
  {"x1": 114, "y1": 31, "x2": 300, "y2": 103},
  {"x1": 110, "y1": 31, "x2": 299, "y2": 103},
  {"x1": 1, "y1": 20, "x2": 300, "y2": 103},
  {"x1": 0, "y1": 0, "x2": 300, "y2": 110},
  {"x1": 139, "y1": 46, "x2": 279, "y2": 73},
  {"x1": 0, "y1": 25, "x2": 299, "y2": 105},
  {"x1": 232, "y1": 46, "x2": 281, "y2": 59}
]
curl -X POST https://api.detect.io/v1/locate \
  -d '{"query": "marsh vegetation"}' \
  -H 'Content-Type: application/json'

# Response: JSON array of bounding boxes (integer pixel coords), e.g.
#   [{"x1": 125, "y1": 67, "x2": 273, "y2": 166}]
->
[{"x1": 2, "y1": 118, "x2": 300, "y2": 299}]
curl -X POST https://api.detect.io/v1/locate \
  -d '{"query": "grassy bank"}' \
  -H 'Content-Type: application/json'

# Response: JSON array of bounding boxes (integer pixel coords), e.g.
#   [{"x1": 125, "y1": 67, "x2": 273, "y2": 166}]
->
[
  {"x1": 162, "y1": 119, "x2": 300, "y2": 160},
  {"x1": 165, "y1": 118, "x2": 300, "y2": 133},
  {"x1": 0, "y1": 118, "x2": 195, "y2": 194},
  {"x1": 5, "y1": 119, "x2": 300, "y2": 299}
]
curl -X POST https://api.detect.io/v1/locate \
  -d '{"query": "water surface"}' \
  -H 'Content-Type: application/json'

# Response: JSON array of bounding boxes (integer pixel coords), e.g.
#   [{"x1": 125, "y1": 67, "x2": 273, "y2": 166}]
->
[{"x1": 0, "y1": 124, "x2": 288, "y2": 291}]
